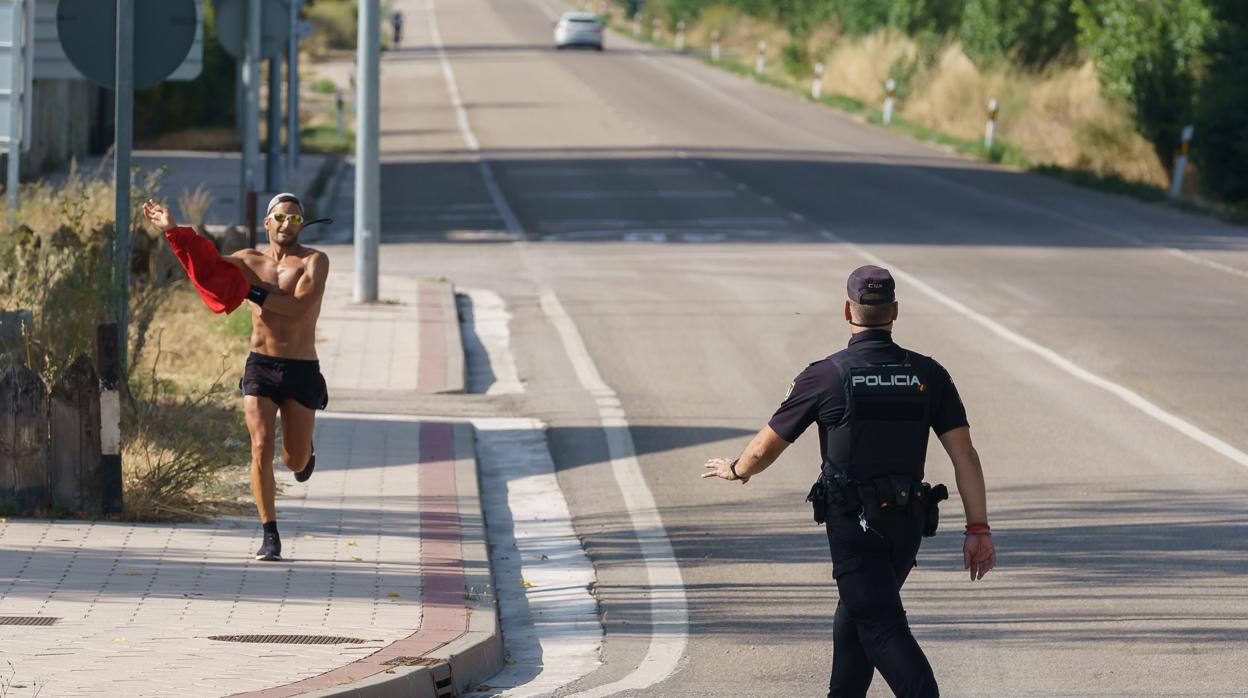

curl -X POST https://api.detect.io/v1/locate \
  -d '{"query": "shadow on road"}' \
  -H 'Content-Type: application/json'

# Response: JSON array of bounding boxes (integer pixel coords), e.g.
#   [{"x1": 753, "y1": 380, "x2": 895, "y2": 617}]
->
[{"x1": 376, "y1": 151, "x2": 1248, "y2": 253}]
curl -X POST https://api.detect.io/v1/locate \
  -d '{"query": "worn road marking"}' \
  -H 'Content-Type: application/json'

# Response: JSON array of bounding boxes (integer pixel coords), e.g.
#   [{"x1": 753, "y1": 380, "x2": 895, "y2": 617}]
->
[
  {"x1": 539, "y1": 288, "x2": 690, "y2": 698},
  {"x1": 427, "y1": 0, "x2": 524, "y2": 239}
]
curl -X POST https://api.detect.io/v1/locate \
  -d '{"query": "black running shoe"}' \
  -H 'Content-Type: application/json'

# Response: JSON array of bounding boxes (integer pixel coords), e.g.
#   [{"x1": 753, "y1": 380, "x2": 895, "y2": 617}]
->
[
  {"x1": 295, "y1": 442, "x2": 316, "y2": 483},
  {"x1": 255, "y1": 531, "x2": 282, "y2": 561}
]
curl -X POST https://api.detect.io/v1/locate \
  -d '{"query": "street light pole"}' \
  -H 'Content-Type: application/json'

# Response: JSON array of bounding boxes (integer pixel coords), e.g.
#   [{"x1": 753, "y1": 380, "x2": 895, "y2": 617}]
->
[
  {"x1": 287, "y1": 0, "x2": 301, "y2": 181},
  {"x1": 114, "y1": 0, "x2": 134, "y2": 375},
  {"x1": 354, "y1": 0, "x2": 380, "y2": 302},
  {"x1": 240, "y1": 0, "x2": 261, "y2": 222},
  {"x1": 266, "y1": 55, "x2": 281, "y2": 192}
]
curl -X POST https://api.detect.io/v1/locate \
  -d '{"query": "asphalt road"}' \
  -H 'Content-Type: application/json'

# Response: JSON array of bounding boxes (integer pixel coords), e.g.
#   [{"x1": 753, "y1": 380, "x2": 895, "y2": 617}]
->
[{"x1": 340, "y1": 0, "x2": 1248, "y2": 694}]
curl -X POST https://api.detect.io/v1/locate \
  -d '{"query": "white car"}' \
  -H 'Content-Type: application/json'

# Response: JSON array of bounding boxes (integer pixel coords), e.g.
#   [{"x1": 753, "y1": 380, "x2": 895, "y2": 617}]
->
[{"x1": 554, "y1": 12, "x2": 604, "y2": 51}]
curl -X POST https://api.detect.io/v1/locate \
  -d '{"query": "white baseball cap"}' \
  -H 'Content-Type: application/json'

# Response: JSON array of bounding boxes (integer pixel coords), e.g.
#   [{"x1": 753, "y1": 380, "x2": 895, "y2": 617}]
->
[{"x1": 266, "y1": 193, "x2": 304, "y2": 214}]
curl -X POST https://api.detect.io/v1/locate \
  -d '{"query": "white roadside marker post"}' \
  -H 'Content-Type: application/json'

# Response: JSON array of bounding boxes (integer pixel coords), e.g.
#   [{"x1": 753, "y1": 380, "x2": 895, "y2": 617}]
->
[
  {"x1": 675, "y1": 21, "x2": 684, "y2": 51},
  {"x1": 984, "y1": 98, "x2": 999, "y2": 151},
  {"x1": 651, "y1": 17, "x2": 660, "y2": 42},
  {"x1": 755, "y1": 40, "x2": 765, "y2": 75},
  {"x1": 632, "y1": 14, "x2": 640, "y2": 37},
  {"x1": 1169, "y1": 124, "x2": 1194, "y2": 199},
  {"x1": 883, "y1": 78, "x2": 896, "y2": 124},
  {"x1": 812, "y1": 61, "x2": 823, "y2": 99},
  {"x1": 710, "y1": 30, "x2": 719, "y2": 61}
]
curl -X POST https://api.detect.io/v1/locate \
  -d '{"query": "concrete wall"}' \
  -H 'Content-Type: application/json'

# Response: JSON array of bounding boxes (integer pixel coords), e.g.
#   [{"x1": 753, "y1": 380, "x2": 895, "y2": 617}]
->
[
  {"x1": 1, "y1": 79, "x2": 102, "y2": 181},
  {"x1": 28, "y1": 79, "x2": 102, "y2": 175}
]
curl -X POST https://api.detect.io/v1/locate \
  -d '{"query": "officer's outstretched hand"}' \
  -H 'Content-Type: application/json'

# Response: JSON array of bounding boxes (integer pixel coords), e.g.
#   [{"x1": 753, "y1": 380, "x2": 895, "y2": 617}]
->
[
  {"x1": 963, "y1": 534, "x2": 996, "y2": 581},
  {"x1": 701, "y1": 458, "x2": 748, "y2": 484}
]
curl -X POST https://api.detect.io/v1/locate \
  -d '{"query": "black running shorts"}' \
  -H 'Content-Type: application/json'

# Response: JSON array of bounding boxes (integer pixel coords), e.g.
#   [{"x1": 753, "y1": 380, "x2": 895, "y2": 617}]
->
[{"x1": 240, "y1": 352, "x2": 329, "y2": 410}]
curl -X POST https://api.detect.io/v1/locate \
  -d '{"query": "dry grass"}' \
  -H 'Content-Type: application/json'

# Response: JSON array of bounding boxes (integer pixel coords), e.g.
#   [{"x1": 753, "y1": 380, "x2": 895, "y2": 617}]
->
[
  {"x1": 1, "y1": 163, "x2": 255, "y2": 521},
  {"x1": 123, "y1": 287, "x2": 253, "y2": 521},
  {"x1": 138, "y1": 127, "x2": 240, "y2": 152},
  {"x1": 178, "y1": 184, "x2": 214, "y2": 231},
  {"x1": 816, "y1": 29, "x2": 917, "y2": 103},
  {"x1": 663, "y1": 13, "x2": 1168, "y2": 187}
]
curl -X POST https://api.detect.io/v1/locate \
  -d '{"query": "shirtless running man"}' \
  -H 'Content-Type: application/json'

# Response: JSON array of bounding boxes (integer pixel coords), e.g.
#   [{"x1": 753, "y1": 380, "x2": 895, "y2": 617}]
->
[{"x1": 142, "y1": 194, "x2": 330, "y2": 561}]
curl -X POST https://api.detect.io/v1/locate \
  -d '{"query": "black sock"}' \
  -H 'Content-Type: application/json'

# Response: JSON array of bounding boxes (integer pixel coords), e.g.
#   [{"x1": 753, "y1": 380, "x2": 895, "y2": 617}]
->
[{"x1": 263, "y1": 521, "x2": 279, "y2": 536}]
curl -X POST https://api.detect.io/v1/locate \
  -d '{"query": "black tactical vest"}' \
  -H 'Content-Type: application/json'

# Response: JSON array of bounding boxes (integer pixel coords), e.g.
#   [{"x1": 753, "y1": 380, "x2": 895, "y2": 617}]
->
[{"x1": 822, "y1": 352, "x2": 934, "y2": 482}]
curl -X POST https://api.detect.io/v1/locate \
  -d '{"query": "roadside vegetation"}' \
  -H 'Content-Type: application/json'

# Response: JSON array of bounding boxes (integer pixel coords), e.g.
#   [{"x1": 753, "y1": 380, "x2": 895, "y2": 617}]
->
[
  {"x1": 0, "y1": 164, "x2": 255, "y2": 521},
  {"x1": 604, "y1": 0, "x2": 1248, "y2": 216},
  {"x1": 133, "y1": 0, "x2": 360, "y2": 155}
]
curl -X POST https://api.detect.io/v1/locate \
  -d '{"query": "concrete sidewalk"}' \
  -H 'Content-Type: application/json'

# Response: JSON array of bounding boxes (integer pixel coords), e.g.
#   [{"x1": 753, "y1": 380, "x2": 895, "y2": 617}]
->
[{"x1": 0, "y1": 253, "x2": 489, "y2": 696}]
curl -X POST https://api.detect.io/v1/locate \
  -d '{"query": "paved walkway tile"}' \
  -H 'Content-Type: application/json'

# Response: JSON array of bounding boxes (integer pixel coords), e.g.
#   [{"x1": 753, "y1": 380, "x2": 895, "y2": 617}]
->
[{"x1": 0, "y1": 415, "x2": 467, "y2": 698}]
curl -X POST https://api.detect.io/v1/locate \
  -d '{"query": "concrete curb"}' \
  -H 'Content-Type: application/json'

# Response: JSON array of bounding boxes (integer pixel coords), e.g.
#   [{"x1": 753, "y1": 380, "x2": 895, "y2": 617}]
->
[
  {"x1": 296, "y1": 423, "x2": 501, "y2": 697},
  {"x1": 416, "y1": 277, "x2": 466, "y2": 395},
  {"x1": 438, "y1": 280, "x2": 467, "y2": 395}
]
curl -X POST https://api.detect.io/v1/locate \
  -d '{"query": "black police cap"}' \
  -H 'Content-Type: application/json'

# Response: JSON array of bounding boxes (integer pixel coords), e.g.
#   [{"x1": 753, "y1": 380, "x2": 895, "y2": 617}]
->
[{"x1": 847, "y1": 265, "x2": 896, "y2": 305}]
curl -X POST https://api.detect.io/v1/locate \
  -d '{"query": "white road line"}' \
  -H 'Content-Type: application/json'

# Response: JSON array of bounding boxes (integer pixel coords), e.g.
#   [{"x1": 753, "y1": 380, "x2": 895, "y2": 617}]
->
[
  {"x1": 430, "y1": 1, "x2": 690, "y2": 692},
  {"x1": 504, "y1": 167, "x2": 698, "y2": 177},
  {"x1": 818, "y1": 228, "x2": 1248, "y2": 469},
  {"x1": 539, "y1": 288, "x2": 690, "y2": 698},
  {"x1": 470, "y1": 418, "x2": 601, "y2": 697},
  {"x1": 526, "y1": 190, "x2": 735, "y2": 200},
  {"x1": 427, "y1": 0, "x2": 524, "y2": 239}
]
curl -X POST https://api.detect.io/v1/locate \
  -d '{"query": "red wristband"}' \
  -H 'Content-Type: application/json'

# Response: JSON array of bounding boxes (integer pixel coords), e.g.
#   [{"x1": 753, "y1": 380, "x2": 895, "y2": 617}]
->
[{"x1": 965, "y1": 522, "x2": 991, "y2": 533}]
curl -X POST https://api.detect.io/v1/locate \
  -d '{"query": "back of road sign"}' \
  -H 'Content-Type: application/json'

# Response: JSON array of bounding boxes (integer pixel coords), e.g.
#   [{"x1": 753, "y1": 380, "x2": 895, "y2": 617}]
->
[
  {"x1": 216, "y1": 0, "x2": 290, "y2": 60},
  {"x1": 56, "y1": 0, "x2": 197, "y2": 90},
  {"x1": 34, "y1": 0, "x2": 202, "y2": 81},
  {"x1": 0, "y1": 0, "x2": 32, "y2": 154}
]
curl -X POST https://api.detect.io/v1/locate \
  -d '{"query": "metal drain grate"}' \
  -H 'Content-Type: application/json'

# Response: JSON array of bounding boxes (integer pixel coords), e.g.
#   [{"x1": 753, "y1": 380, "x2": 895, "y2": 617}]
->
[
  {"x1": 208, "y1": 634, "x2": 367, "y2": 645},
  {"x1": 0, "y1": 617, "x2": 59, "y2": 626}
]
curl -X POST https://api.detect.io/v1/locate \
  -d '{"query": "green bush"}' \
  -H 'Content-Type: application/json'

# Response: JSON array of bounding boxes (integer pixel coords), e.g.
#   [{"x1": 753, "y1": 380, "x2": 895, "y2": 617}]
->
[
  {"x1": 134, "y1": 0, "x2": 235, "y2": 139},
  {"x1": 306, "y1": 0, "x2": 358, "y2": 51},
  {"x1": 887, "y1": 0, "x2": 961, "y2": 35},
  {"x1": 1194, "y1": 0, "x2": 1248, "y2": 204},
  {"x1": 1074, "y1": 0, "x2": 1213, "y2": 173},
  {"x1": 312, "y1": 78, "x2": 338, "y2": 94},
  {"x1": 781, "y1": 42, "x2": 810, "y2": 77},
  {"x1": 958, "y1": 0, "x2": 1077, "y2": 67},
  {"x1": 827, "y1": 0, "x2": 889, "y2": 36}
]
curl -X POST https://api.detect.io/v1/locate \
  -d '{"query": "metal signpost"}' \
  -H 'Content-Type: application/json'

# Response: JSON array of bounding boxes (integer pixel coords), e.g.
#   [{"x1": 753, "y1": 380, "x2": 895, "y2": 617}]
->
[
  {"x1": 286, "y1": 0, "x2": 302, "y2": 185},
  {"x1": 216, "y1": 0, "x2": 290, "y2": 222},
  {"x1": 355, "y1": 0, "x2": 379, "y2": 302},
  {"x1": 266, "y1": 53, "x2": 281, "y2": 192},
  {"x1": 57, "y1": 0, "x2": 197, "y2": 374}
]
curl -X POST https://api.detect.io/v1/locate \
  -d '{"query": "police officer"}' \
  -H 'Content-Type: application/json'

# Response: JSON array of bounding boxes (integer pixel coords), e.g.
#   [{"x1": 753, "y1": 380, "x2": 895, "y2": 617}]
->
[{"x1": 701, "y1": 265, "x2": 996, "y2": 698}]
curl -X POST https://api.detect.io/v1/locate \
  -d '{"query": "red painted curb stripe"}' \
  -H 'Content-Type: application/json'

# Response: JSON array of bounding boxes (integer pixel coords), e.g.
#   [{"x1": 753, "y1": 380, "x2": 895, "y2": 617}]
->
[
  {"x1": 418, "y1": 284, "x2": 449, "y2": 392},
  {"x1": 235, "y1": 422, "x2": 466, "y2": 698}
]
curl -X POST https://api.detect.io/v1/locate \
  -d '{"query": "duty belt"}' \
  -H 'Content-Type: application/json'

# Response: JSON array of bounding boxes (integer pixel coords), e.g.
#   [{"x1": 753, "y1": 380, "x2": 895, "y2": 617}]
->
[{"x1": 806, "y1": 469, "x2": 948, "y2": 536}]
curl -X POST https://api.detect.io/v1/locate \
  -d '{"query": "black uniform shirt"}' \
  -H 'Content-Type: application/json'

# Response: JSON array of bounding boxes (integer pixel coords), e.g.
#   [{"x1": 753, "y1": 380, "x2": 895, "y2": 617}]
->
[{"x1": 767, "y1": 330, "x2": 969, "y2": 457}]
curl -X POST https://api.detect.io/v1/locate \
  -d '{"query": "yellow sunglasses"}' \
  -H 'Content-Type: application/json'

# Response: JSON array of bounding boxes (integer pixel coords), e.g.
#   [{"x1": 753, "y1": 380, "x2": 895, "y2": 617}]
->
[{"x1": 269, "y1": 212, "x2": 304, "y2": 225}]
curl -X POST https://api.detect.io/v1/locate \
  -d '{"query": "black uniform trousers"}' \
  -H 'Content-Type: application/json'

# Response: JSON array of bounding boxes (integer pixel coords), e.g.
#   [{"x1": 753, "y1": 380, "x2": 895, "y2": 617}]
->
[{"x1": 826, "y1": 509, "x2": 938, "y2": 698}]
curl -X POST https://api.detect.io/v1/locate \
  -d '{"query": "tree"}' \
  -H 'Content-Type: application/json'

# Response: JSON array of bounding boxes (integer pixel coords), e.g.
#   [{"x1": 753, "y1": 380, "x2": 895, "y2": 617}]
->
[
  {"x1": 1074, "y1": 0, "x2": 1213, "y2": 173},
  {"x1": 958, "y1": 0, "x2": 1077, "y2": 68},
  {"x1": 1193, "y1": 0, "x2": 1248, "y2": 204},
  {"x1": 134, "y1": 0, "x2": 237, "y2": 139}
]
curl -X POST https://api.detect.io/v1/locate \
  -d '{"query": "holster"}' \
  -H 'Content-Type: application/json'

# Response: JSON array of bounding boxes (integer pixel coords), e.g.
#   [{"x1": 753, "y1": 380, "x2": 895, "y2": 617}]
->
[
  {"x1": 807, "y1": 469, "x2": 861, "y2": 525},
  {"x1": 920, "y1": 483, "x2": 949, "y2": 537},
  {"x1": 806, "y1": 478, "x2": 828, "y2": 525}
]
